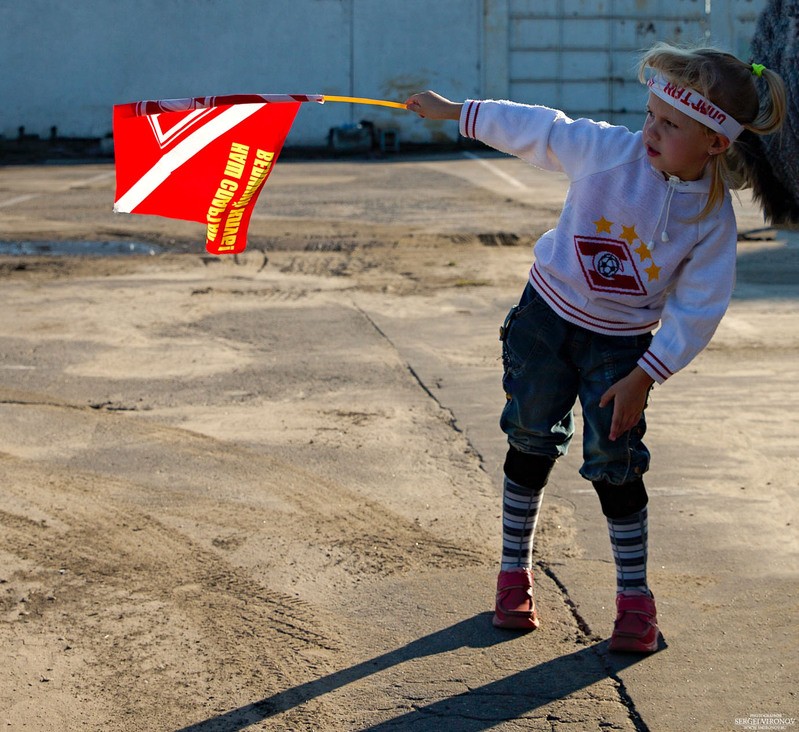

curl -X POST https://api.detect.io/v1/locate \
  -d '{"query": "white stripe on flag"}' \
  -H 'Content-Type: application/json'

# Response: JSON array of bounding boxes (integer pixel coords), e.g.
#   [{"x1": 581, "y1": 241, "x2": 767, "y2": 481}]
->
[{"x1": 114, "y1": 103, "x2": 264, "y2": 214}]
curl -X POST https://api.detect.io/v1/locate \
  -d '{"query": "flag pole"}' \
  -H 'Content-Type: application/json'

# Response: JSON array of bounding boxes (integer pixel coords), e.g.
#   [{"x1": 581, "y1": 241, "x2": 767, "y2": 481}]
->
[
  {"x1": 322, "y1": 95, "x2": 407, "y2": 110},
  {"x1": 124, "y1": 94, "x2": 408, "y2": 117}
]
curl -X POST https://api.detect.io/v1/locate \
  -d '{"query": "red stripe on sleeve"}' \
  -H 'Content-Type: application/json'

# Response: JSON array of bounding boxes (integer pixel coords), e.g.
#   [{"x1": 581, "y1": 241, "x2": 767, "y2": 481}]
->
[
  {"x1": 640, "y1": 352, "x2": 672, "y2": 382},
  {"x1": 463, "y1": 101, "x2": 475, "y2": 139},
  {"x1": 469, "y1": 101, "x2": 480, "y2": 139}
]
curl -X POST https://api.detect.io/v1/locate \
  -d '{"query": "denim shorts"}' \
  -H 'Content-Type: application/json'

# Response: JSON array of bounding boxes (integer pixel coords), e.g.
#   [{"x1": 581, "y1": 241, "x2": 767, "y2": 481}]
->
[{"x1": 499, "y1": 282, "x2": 653, "y2": 485}]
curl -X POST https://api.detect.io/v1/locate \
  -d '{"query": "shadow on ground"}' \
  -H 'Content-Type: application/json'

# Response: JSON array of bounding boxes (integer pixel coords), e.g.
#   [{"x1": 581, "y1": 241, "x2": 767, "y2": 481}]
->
[{"x1": 176, "y1": 613, "x2": 655, "y2": 732}]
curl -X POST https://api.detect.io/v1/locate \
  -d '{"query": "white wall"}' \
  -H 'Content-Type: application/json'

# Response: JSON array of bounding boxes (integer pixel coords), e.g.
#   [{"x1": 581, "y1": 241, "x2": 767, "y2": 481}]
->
[
  {"x1": 505, "y1": 0, "x2": 710, "y2": 131},
  {"x1": 708, "y1": 0, "x2": 768, "y2": 62},
  {"x1": 0, "y1": 0, "x2": 482, "y2": 146},
  {"x1": 0, "y1": 0, "x2": 768, "y2": 147}
]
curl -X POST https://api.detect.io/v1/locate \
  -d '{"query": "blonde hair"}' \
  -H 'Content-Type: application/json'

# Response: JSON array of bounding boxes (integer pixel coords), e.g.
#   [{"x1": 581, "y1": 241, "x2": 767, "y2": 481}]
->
[{"x1": 639, "y1": 42, "x2": 787, "y2": 220}]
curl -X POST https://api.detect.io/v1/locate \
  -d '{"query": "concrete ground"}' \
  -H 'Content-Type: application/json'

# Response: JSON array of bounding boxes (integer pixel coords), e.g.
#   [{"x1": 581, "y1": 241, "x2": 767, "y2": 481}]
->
[{"x1": 0, "y1": 151, "x2": 796, "y2": 731}]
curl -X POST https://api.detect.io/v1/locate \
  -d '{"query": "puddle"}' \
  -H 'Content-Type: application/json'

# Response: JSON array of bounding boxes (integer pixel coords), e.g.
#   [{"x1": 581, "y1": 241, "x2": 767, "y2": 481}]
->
[{"x1": 0, "y1": 240, "x2": 162, "y2": 256}]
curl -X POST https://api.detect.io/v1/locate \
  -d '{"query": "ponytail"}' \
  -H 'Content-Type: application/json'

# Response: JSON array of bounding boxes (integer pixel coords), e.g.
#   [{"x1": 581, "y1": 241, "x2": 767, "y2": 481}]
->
[
  {"x1": 735, "y1": 67, "x2": 798, "y2": 225},
  {"x1": 750, "y1": 66, "x2": 787, "y2": 135}
]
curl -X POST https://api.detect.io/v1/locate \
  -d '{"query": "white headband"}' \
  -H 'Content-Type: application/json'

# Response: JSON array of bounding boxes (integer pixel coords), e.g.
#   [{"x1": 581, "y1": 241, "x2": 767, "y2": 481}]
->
[{"x1": 647, "y1": 73, "x2": 743, "y2": 140}]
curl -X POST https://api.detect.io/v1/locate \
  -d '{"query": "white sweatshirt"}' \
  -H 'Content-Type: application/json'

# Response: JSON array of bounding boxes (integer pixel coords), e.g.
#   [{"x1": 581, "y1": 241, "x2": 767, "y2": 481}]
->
[{"x1": 460, "y1": 100, "x2": 738, "y2": 384}]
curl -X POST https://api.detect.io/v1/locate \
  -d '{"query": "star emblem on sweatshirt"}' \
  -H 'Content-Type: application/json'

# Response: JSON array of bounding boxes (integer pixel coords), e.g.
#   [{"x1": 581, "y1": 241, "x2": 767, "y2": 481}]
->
[
  {"x1": 592, "y1": 216, "x2": 661, "y2": 282},
  {"x1": 594, "y1": 216, "x2": 613, "y2": 234},
  {"x1": 620, "y1": 225, "x2": 639, "y2": 246}
]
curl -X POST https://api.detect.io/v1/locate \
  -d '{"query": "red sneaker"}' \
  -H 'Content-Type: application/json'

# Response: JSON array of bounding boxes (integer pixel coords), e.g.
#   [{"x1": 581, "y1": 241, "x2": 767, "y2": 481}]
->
[
  {"x1": 609, "y1": 591, "x2": 659, "y2": 653},
  {"x1": 493, "y1": 568, "x2": 540, "y2": 630}
]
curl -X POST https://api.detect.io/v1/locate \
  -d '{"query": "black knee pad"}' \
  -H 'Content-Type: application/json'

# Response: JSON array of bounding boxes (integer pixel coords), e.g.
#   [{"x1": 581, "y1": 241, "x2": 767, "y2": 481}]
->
[
  {"x1": 504, "y1": 445, "x2": 556, "y2": 491},
  {"x1": 592, "y1": 478, "x2": 648, "y2": 519}
]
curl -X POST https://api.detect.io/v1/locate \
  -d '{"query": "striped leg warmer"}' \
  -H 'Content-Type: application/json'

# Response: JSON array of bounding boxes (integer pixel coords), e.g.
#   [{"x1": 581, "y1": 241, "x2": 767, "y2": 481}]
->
[
  {"x1": 500, "y1": 476, "x2": 545, "y2": 571},
  {"x1": 607, "y1": 507, "x2": 649, "y2": 594}
]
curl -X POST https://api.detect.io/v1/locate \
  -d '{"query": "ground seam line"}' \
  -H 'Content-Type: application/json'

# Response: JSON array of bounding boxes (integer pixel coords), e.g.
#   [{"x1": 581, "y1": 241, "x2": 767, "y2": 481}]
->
[
  {"x1": 538, "y1": 561, "x2": 651, "y2": 732},
  {"x1": 351, "y1": 300, "x2": 487, "y2": 474}
]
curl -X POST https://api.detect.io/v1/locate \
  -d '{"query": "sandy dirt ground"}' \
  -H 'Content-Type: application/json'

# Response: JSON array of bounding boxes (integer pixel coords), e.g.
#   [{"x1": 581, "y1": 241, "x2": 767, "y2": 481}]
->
[{"x1": 0, "y1": 154, "x2": 796, "y2": 732}]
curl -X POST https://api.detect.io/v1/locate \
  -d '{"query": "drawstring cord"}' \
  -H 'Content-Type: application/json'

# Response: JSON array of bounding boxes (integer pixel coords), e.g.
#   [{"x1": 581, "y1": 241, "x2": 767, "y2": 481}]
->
[{"x1": 648, "y1": 175, "x2": 680, "y2": 251}]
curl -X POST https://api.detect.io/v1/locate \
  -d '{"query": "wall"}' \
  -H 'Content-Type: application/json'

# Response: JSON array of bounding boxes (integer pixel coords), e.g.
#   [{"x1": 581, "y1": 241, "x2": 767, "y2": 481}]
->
[
  {"x1": 708, "y1": 0, "x2": 768, "y2": 61},
  {"x1": 0, "y1": 0, "x2": 768, "y2": 147},
  {"x1": 0, "y1": 0, "x2": 482, "y2": 146},
  {"x1": 486, "y1": 0, "x2": 767, "y2": 132}
]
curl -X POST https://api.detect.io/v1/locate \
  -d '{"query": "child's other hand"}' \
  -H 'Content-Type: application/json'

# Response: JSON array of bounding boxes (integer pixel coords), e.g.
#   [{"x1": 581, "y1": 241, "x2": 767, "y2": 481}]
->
[
  {"x1": 405, "y1": 91, "x2": 463, "y2": 121},
  {"x1": 600, "y1": 367, "x2": 654, "y2": 441}
]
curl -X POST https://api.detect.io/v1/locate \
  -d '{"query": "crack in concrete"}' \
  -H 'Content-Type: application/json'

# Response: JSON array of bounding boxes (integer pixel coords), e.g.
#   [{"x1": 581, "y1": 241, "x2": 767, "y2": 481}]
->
[
  {"x1": 539, "y1": 562, "x2": 651, "y2": 732},
  {"x1": 538, "y1": 563, "x2": 599, "y2": 641},
  {"x1": 352, "y1": 302, "x2": 486, "y2": 472}
]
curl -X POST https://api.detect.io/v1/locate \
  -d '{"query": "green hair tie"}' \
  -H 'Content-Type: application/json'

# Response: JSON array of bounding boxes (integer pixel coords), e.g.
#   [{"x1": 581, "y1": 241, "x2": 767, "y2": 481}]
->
[{"x1": 751, "y1": 63, "x2": 766, "y2": 77}]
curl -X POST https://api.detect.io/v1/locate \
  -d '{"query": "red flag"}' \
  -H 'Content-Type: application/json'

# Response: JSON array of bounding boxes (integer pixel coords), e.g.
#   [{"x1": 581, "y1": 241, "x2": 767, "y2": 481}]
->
[{"x1": 113, "y1": 95, "x2": 314, "y2": 255}]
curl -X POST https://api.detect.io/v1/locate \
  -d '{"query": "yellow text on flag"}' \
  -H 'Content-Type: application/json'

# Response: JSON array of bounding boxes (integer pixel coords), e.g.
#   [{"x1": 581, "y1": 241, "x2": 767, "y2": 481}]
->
[
  {"x1": 233, "y1": 149, "x2": 275, "y2": 210},
  {"x1": 207, "y1": 143, "x2": 276, "y2": 253}
]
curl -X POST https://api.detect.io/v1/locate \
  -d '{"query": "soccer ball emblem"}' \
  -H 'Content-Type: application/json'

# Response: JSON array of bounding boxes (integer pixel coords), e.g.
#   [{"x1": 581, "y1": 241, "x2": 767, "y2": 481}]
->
[{"x1": 595, "y1": 252, "x2": 622, "y2": 279}]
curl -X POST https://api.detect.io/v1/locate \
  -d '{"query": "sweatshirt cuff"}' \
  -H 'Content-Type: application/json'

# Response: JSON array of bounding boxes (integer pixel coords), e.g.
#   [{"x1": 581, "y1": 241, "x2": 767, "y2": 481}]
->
[
  {"x1": 638, "y1": 351, "x2": 673, "y2": 384},
  {"x1": 460, "y1": 100, "x2": 482, "y2": 140}
]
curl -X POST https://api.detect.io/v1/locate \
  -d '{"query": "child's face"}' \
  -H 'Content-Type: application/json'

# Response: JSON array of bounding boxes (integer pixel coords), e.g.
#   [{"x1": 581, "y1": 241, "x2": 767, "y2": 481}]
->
[{"x1": 642, "y1": 93, "x2": 719, "y2": 181}]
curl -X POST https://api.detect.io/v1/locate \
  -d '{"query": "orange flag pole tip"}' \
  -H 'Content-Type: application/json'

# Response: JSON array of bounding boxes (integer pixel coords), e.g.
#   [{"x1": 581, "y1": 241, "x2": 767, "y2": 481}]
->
[{"x1": 322, "y1": 95, "x2": 407, "y2": 110}]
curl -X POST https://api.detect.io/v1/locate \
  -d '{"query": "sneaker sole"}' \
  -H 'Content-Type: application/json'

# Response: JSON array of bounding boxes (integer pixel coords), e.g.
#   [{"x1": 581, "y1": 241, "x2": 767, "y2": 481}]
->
[
  {"x1": 492, "y1": 613, "x2": 540, "y2": 631},
  {"x1": 608, "y1": 634, "x2": 659, "y2": 653}
]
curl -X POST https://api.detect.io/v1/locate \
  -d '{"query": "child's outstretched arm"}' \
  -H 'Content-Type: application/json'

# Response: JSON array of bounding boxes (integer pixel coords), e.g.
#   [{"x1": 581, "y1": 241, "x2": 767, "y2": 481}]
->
[{"x1": 406, "y1": 91, "x2": 462, "y2": 121}]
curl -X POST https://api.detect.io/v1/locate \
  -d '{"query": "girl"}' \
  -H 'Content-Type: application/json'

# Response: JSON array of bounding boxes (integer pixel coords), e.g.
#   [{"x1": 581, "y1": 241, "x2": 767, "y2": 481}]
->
[{"x1": 406, "y1": 43, "x2": 788, "y2": 653}]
